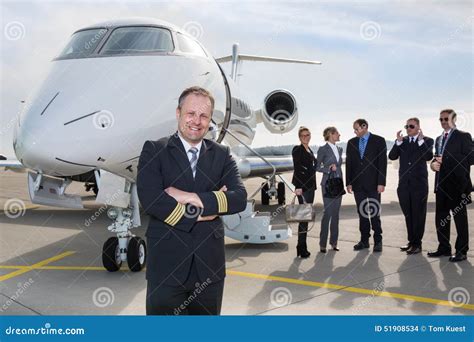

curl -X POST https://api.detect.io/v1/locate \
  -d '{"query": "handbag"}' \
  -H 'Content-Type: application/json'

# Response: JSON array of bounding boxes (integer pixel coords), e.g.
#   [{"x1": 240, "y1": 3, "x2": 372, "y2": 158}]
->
[
  {"x1": 325, "y1": 171, "x2": 346, "y2": 198},
  {"x1": 286, "y1": 195, "x2": 315, "y2": 222}
]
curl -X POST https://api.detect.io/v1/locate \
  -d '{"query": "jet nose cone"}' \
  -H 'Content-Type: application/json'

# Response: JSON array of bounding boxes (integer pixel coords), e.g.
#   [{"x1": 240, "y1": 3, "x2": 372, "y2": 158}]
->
[{"x1": 14, "y1": 124, "x2": 50, "y2": 171}]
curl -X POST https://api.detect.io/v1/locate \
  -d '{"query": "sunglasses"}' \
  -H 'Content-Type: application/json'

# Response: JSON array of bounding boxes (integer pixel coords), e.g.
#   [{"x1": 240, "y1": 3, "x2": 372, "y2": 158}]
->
[
  {"x1": 404, "y1": 124, "x2": 416, "y2": 129},
  {"x1": 439, "y1": 117, "x2": 449, "y2": 122}
]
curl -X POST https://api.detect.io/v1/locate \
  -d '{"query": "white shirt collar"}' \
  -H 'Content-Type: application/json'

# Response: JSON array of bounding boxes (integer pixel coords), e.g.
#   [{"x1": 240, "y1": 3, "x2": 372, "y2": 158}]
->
[
  {"x1": 408, "y1": 134, "x2": 419, "y2": 141},
  {"x1": 327, "y1": 142, "x2": 340, "y2": 161},
  {"x1": 177, "y1": 132, "x2": 202, "y2": 157}
]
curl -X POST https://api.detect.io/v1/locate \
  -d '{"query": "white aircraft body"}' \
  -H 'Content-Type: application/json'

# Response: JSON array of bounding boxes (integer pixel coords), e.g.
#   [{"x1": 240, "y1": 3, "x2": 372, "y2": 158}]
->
[{"x1": 5, "y1": 18, "x2": 321, "y2": 272}]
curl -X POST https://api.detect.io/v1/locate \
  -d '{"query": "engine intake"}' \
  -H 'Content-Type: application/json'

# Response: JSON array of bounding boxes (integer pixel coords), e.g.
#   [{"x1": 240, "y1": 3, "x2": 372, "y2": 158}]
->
[{"x1": 261, "y1": 90, "x2": 298, "y2": 134}]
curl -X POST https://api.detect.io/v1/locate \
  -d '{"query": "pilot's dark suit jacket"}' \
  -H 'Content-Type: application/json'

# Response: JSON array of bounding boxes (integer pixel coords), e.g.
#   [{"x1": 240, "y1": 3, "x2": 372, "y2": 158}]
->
[{"x1": 137, "y1": 134, "x2": 247, "y2": 286}]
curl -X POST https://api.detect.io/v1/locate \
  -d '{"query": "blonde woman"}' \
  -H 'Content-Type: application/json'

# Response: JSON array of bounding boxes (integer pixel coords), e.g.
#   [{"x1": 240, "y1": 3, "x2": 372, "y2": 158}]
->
[{"x1": 316, "y1": 127, "x2": 344, "y2": 253}]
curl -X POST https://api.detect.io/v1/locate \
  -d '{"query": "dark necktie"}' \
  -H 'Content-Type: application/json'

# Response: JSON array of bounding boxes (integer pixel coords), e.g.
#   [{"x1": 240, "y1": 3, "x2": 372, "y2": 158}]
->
[
  {"x1": 440, "y1": 132, "x2": 449, "y2": 154},
  {"x1": 188, "y1": 147, "x2": 198, "y2": 178}
]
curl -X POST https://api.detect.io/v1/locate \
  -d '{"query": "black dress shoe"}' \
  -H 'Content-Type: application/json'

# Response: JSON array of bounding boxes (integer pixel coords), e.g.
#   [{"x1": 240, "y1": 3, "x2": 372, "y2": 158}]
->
[
  {"x1": 400, "y1": 244, "x2": 411, "y2": 251},
  {"x1": 330, "y1": 244, "x2": 340, "y2": 251},
  {"x1": 449, "y1": 253, "x2": 467, "y2": 262},
  {"x1": 427, "y1": 250, "x2": 451, "y2": 257},
  {"x1": 320, "y1": 248, "x2": 327, "y2": 253},
  {"x1": 406, "y1": 246, "x2": 421, "y2": 255},
  {"x1": 354, "y1": 242, "x2": 370, "y2": 250},
  {"x1": 373, "y1": 243, "x2": 383, "y2": 252},
  {"x1": 296, "y1": 246, "x2": 311, "y2": 258}
]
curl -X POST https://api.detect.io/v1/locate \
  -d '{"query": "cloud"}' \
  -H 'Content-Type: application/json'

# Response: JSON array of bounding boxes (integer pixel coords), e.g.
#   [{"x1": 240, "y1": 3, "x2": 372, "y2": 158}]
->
[{"x1": 0, "y1": 0, "x2": 472, "y2": 157}]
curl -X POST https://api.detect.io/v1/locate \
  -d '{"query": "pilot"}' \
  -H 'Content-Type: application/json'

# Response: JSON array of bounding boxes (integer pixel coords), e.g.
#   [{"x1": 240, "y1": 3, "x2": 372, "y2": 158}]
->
[{"x1": 137, "y1": 86, "x2": 247, "y2": 315}]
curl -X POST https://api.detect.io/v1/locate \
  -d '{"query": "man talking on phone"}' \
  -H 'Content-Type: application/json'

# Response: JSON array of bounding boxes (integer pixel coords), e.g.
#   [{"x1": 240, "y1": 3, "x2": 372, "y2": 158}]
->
[{"x1": 389, "y1": 118, "x2": 433, "y2": 254}]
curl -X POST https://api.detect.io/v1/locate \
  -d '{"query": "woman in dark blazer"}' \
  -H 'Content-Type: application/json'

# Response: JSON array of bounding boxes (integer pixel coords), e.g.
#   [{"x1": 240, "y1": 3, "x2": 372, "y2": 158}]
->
[
  {"x1": 292, "y1": 126, "x2": 317, "y2": 258},
  {"x1": 316, "y1": 127, "x2": 344, "y2": 253}
]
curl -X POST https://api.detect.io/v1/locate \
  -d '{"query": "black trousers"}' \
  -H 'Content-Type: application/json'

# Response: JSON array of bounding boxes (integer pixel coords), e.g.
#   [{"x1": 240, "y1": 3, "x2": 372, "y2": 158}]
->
[
  {"x1": 297, "y1": 189, "x2": 315, "y2": 247},
  {"x1": 435, "y1": 191, "x2": 470, "y2": 255},
  {"x1": 146, "y1": 256, "x2": 224, "y2": 315},
  {"x1": 397, "y1": 185, "x2": 428, "y2": 247},
  {"x1": 354, "y1": 190, "x2": 382, "y2": 244}
]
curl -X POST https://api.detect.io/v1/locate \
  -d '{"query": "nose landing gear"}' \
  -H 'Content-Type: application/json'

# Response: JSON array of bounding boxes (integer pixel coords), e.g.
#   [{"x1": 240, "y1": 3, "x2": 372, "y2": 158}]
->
[{"x1": 102, "y1": 207, "x2": 146, "y2": 272}]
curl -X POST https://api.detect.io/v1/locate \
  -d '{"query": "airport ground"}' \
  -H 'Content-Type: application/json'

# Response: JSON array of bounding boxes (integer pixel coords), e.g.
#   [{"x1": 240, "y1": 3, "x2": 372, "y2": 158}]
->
[{"x1": 0, "y1": 166, "x2": 472, "y2": 315}]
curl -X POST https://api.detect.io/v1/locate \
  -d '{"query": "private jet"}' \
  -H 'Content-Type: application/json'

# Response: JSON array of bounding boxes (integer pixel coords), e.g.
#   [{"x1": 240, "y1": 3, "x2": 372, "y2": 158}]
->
[{"x1": 3, "y1": 18, "x2": 321, "y2": 272}]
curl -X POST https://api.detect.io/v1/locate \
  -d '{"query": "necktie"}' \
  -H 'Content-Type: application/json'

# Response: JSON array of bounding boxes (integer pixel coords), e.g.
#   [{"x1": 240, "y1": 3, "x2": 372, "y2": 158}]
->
[
  {"x1": 440, "y1": 132, "x2": 449, "y2": 154},
  {"x1": 359, "y1": 137, "x2": 367, "y2": 159},
  {"x1": 410, "y1": 137, "x2": 415, "y2": 144},
  {"x1": 188, "y1": 147, "x2": 198, "y2": 178}
]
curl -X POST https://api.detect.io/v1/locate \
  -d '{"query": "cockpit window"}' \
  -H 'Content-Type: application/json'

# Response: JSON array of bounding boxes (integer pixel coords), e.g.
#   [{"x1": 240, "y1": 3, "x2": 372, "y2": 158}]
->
[
  {"x1": 58, "y1": 29, "x2": 108, "y2": 59},
  {"x1": 176, "y1": 33, "x2": 207, "y2": 57},
  {"x1": 99, "y1": 27, "x2": 173, "y2": 55}
]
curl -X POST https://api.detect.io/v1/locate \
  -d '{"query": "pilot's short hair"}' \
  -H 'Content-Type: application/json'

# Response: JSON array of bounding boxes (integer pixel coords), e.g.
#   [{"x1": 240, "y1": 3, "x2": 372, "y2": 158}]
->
[
  {"x1": 440, "y1": 108, "x2": 456, "y2": 120},
  {"x1": 178, "y1": 86, "x2": 215, "y2": 113},
  {"x1": 353, "y1": 118, "x2": 368, "y2": 128},
  {"x1": 323, "y1": 127, "x2": 337, "y2": 141},
  {"x1": 407, "y1": 117, "x2": 420, "y2": 125}
]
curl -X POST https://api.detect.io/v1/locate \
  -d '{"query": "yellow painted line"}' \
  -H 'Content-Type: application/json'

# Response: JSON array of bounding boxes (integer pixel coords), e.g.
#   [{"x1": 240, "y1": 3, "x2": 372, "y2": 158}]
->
[
  {"x1": 0, "y1": 204, "x2": 40, "y2": 215},
  {"x1": 0, "y1": 265, "x2": 135, "y2": 271},
  {"x1": 0, "y1": 251, "x2": 75, "y2": 282},
  {"x1": 227, "y1": 270, "x2": 474, "y2": 311},
  {"x1": 0, "y1": 261, "x2": 471, "y2": 311}
]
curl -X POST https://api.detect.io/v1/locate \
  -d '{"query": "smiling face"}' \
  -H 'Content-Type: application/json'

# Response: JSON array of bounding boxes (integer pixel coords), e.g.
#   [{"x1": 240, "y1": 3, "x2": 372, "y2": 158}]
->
[
  {"x1": 176, "y1": 93, "x2": 212, "y2": 145},
  {"x1": 299, "y1": 129, "x2": 311, "y2": 145}
]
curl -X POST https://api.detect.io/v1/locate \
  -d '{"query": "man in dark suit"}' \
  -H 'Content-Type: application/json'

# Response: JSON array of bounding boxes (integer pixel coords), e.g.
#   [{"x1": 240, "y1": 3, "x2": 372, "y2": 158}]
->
[
  {"x1": 137, "y1": 86, "x2": 247, "y2": 315},
  {"x1": 346, "y1": 119, "x2": 387, "y2": 252},
  {"x1": 388, "y1": 117, "x2": 434, "y2": 255},
  {"x1": 429, "y1": 109, "x2": 472, "y2": 262}
]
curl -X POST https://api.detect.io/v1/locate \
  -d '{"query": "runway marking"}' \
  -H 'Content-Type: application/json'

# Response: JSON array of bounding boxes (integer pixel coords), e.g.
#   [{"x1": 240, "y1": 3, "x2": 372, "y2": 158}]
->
[
  {"x1": 0, "y1": 251, "x2": 75, "y2": 282},
  {"x1": 0, "y1": 261, "x2": 472, "y2": 311},
  {"x1": 227, "y1": 270, "x2": 474, "y2": 311}
]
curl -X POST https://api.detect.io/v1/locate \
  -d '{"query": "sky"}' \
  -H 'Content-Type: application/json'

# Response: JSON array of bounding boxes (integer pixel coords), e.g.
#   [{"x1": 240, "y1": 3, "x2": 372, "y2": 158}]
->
[{"x1": 0, "y1": 0, "x2": 472, "y2": 157}]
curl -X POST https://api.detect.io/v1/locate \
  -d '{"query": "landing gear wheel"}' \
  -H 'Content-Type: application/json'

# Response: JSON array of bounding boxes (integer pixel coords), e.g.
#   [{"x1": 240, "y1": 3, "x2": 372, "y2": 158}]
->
[
  {"x1": 277, "y1": 182, "x2": 285, "y2": 205},
  {"x1": 261, "y1": 182, "x2": 270, "y2": 205},
  {"x1": 127, "y1": 237, "x2": 146, "y2": 272},
  {"x1": 102, "y1": 237, "x2": 122, "y2": 272}
]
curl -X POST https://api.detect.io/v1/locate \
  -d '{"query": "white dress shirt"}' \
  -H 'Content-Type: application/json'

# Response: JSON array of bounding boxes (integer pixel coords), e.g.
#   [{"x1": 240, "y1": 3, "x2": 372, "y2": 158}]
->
[
  {"x1": 328, "y1": 142, "x2": 340, "y2": 162},
  {"x1": 395, "y1": 133, "x2": 424, "y2": 146},
  {"x1": 178, "y1": 133, "x2": 202, "y2": 177}
]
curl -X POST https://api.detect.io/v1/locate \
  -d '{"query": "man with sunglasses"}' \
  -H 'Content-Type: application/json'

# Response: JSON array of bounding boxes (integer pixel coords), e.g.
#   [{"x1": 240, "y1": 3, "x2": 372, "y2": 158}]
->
[
  {"x1": 389, "y1": 118, "x2": 433, "y2": 255},
  {"x1": 429, "y1": 109, "x2": 472, "y2": 262}
]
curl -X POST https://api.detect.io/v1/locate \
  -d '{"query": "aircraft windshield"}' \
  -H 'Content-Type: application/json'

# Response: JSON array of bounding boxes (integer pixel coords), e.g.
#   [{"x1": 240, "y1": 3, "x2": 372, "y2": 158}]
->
[
  {"x1": 99, "y1": 27, "x2": 174, "y2": 55},
  {"x1": 58, "y1": 29, "x2": 108, "y2": 59}
]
